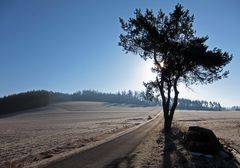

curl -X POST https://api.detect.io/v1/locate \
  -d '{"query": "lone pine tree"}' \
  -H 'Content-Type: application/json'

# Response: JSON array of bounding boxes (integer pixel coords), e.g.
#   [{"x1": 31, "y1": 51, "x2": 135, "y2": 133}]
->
[{"x1": 119, "y1": 4, "x2": 232, "y2": 131}]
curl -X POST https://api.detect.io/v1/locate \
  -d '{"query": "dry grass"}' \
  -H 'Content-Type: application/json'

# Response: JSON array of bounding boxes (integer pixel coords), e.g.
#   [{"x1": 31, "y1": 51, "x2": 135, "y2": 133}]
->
[
  {"x1": 175, "y1": 110, "x2": 240, "y2": 154},
  {"x1": 0, "y1": 101, "x2": 160, "y2": 168},
  {"x1": 121, "y1": 110, "x2": 240, "y2": 168},
  {"x1": 1, "y1": 105, "x2": 239, "y2": 168}
]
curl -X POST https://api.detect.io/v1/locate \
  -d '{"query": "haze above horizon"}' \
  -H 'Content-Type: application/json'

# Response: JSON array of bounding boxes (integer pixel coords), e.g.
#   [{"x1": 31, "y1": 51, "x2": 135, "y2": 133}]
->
[{"x1": 0, "y1": 0, "x2": 239, "y2": 107}]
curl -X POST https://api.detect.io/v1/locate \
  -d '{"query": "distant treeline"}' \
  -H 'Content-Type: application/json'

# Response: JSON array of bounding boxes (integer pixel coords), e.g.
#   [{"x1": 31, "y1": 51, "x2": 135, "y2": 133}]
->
[
  {"x1": 177, "y1": 98, "x2": 222, "y2": 111},
  {"x1": 49, "y1": 90, "x2": 156, "y2": 106},
  {"x1": 227, "y1": 106, "x2": 240, "y2": 111},
  {"x1": 0, "y1": 90, "x2": 49, "y2": 114},
  {"x1": 0, "y1": 90, "x2": 226, "y2": 114}
]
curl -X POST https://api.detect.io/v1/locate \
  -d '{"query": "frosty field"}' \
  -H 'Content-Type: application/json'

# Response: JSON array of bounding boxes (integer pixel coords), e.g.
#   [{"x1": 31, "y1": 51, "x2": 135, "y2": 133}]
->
[
  {"x1": 0, "y1": 101, "x2": 160, "y2": 168},
  {"x1": 1, "y1": 102, "x2": 240, "y2": 168}
]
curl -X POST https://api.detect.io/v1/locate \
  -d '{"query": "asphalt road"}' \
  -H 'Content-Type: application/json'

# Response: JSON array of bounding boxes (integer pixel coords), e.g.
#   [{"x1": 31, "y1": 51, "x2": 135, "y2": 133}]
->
[{"x1": 46, "y1": 114, "x2": 161, "y2": 168}]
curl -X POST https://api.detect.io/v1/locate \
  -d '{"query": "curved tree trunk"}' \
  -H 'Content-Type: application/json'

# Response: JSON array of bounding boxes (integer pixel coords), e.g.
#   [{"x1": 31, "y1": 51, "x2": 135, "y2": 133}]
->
[
  {"x1": 157, "y1": 76, "x2": 179, "y2": 132},
  {"x1": 154, "y1": 50, "x2": 180, "y2": 132}
]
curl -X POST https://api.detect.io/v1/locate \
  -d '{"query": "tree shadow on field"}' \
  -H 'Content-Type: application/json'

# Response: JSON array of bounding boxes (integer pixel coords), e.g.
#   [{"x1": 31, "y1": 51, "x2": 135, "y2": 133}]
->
[
  {"x1": 104, "y1": 154, "x2": 136, "y2": 168},
  {"x1": 161, "y1": 127, "x2": 240, "y2": 168},
  {"x1": 162, "y1": 127, "x2": 191, "y2": 168},
  {"x1": 0, "y1": 106, "x2": 49, "y2": 119}
]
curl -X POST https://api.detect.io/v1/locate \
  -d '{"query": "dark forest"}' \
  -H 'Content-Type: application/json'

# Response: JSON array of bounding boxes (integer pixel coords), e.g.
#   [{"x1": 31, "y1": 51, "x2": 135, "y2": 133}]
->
[{"x1": 0, "y1": 90, "x2": 228, "y2": 115}]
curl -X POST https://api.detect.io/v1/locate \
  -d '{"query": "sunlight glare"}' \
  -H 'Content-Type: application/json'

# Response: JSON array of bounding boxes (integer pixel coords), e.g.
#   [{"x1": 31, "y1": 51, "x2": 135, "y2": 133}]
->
[
  {"x1": 160, "y1": 61, "x2": 164, "y2": 68},
  {"x1": 141, "y1": 59, "x2": 155, "y2": 81}
]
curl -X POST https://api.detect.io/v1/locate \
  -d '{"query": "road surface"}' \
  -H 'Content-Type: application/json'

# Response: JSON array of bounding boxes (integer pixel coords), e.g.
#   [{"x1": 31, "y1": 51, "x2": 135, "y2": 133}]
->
[{"x1": 46, "y1": 114, "x2": 161, "y2": 168}]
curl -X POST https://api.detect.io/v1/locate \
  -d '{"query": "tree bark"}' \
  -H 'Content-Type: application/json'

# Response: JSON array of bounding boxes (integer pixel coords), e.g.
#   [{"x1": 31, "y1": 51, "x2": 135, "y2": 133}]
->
[
  {"x1": 157, "y1": 75, "x2": 179, "y2": 132},
  {"x1": 154, "y1": 50, "x2": 179, "y2": 132},
  {"x1": 169, "y1": 79, "x2": 179, "y2": 126}
]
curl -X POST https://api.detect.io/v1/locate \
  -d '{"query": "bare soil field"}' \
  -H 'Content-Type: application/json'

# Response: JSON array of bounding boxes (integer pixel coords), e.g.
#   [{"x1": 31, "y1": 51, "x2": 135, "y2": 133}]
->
[{"x1": 0, "y1": 101, "x2": 160, "y2": 168}]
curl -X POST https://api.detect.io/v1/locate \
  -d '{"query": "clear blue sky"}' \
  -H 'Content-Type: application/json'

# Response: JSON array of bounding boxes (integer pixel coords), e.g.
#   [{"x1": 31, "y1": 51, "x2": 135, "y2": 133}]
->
[{"x1": 0, "y1": 0, "x2": 239, "y2": 106}]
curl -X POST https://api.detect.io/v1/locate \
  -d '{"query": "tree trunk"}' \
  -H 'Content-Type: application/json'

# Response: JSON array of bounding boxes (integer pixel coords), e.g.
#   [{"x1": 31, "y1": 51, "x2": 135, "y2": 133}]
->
[
  {"x1": 168, "y1": 79, "x2": 179, "y2": 130},
  {"x1": 155, "y1": 61, "x2": 180, "y2": 132},
  {"x1": 164, "y1": 117, "x2": 172, "y2": 132},
  {"x1": 160, "y1": 78, "x2": 179, "y2": 133},
  {"x1": 162, "y1": 96, "x2": 172, "y2": 132}
]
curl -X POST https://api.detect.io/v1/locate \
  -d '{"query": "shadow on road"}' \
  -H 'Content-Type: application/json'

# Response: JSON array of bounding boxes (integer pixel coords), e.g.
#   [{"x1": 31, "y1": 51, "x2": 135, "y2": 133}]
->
[{"x1": 104, "y1": 154, "x2": 136, "y2": 168}]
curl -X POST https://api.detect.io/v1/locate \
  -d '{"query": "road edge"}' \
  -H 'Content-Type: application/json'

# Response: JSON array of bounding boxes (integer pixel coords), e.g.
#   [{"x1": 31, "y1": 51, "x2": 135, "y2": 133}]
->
[{"x1": 34, "y1": 111, "x2": 162, "y2": 168}]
